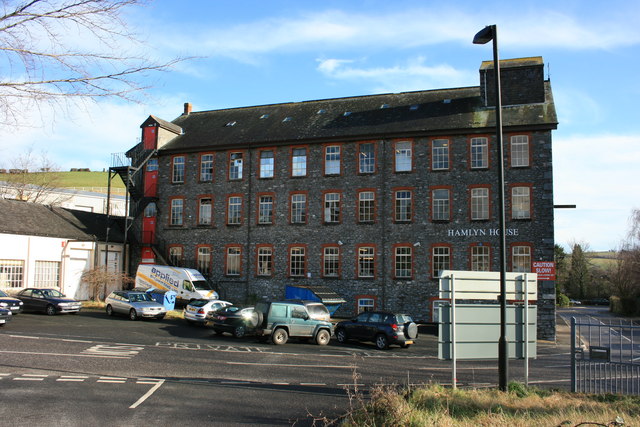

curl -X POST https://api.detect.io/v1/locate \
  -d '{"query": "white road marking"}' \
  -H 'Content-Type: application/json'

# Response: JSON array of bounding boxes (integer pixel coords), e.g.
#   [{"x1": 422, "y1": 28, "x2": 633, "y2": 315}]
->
[
  {"x1": 226, "y1": 361, "x2": 353, "y2": 369},
  {"x1": 129, "y1": 379, "x2": 165, "y2": 409},
  {"x1": 0, "y1": 350, "x2": 130, "y2": 359}
]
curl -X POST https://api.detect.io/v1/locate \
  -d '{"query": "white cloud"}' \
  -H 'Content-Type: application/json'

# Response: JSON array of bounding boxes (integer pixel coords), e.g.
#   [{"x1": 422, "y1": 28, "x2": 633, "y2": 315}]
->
[
  {"x1": 316, "y1": 56, "x2": 476, "y2": 92},
  {"x1": 148, "y1": 6, "x2": 640, "y2": 62},
  {"x1": 0, "y1": 96, "x2": 185, "y2": 172},
  {"x1": 553, "y1": 133, "x2": 640, "y2": 250}
]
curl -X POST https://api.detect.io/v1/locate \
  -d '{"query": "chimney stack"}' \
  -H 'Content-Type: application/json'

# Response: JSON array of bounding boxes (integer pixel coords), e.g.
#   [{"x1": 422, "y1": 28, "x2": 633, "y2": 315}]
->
[{"x1": 184, "y1": 102, "x2": 192, "y2": 115}]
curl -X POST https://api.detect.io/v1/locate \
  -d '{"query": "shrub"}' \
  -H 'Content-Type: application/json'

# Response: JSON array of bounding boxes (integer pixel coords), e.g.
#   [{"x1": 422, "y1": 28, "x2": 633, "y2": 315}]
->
[{"x1": 557, "y1": 293, "x2": 570, "y2": 307}]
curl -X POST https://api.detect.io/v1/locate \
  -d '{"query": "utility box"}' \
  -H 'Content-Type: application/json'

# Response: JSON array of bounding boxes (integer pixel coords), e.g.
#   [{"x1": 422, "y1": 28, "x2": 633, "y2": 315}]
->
[{"x1": 145, "y1": 288, "x2": 177, "y2": 311}]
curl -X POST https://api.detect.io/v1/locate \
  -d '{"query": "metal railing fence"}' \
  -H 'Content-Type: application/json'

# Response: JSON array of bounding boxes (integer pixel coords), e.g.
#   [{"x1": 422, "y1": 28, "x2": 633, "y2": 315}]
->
[{"x1": 572, "y1": 316, "x2": 640, "y2": 395}]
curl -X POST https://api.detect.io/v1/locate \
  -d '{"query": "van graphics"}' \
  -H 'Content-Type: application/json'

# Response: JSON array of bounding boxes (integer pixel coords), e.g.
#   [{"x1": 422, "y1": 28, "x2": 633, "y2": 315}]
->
[{"x1": 150, "y1": 267, "x2": 181, "y2": 288}]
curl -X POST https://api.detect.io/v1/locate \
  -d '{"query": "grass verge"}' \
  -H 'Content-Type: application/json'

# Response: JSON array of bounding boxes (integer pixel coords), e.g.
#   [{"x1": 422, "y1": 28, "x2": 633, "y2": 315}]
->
[
  {"x1": 81, "y1": 300, "x2": 183, "y2": 319},
  {"x1": 336, "y1": 382, "x2": 635, "y2": 426}
]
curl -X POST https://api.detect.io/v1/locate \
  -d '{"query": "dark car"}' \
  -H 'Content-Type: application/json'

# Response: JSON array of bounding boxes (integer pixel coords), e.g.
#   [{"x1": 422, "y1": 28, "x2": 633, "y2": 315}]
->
[
  {"x1": 15, "y1": 288, "x2": 82, "y2": 315},
  {"x1": 207, "y1": 306, "x2": 258, "y2": 338},
  {"x1": 0, "y1": 289, "x2": 24, "y2": 314},
  {"x1": 335, "y1": 311, "x2": 418, "y2": 350},
  {"x1": 0, "y1": 307, "x2": 12, "y2": 326}
]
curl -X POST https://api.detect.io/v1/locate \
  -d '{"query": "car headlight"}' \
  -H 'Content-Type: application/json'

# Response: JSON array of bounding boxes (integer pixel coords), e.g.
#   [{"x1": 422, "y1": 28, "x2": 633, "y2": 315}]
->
[{"x1": 0, "y1": 302, "x2": 7, "y2": 308}]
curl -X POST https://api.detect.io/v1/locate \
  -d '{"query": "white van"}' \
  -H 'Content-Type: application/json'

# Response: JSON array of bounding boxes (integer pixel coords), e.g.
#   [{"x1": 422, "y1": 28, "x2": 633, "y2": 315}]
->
[{"x1": 135, "y1": 265, "x2": 219, "y2": 303}]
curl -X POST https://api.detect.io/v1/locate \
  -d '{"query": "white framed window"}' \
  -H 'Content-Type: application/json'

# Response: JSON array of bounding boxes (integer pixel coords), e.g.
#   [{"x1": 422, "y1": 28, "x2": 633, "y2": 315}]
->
[
  {"x1": 197, "y1": 247, "x2": 211, "y2": 274},
  {"x1": 257, "y1": 246, "x2": 273, "y2": 276},
  {"x1": 34, "y1": 261, "x2": 60, "y2": 288},
  {"x1": 170, "y1": 198, "x2": 184, "y2": 226},
  {"x1": 198, "y1": 198, "x2": 212, "y2": 225},
  {"x1": 229, "y1": 152, "x2": 243, "y2": 180},
  {"x1": 432, "y1": 139, "x2": 449, "y2": 170},
  {"x1": 226, "y1": 247, "x2": 241, "y2": 275},
  {"x1": 511, "y1": 135, "x2": 529, "y2": 167},
  {"x1": 323, "y1": 246, "x2": 339, "y2": 277},
  {"x1": 471, "y1": 187, "x2": 489, "y2": 220},
  {"x1": 325, "y1": 145, "x2": 341, "y2": 175},
  {"x1": 172, "y1": 156, "x2": 185, "y2": 183},
  {"x1": 291, "y1": 148, "x2": 307, "y2": 177},
  {"x1": 289, "y1": 247, "x2": 306, "y2": 277},
  {"x1": 512, "y1": 186, "x2": 531, "y2": 219},
  {"x1": 359, "y1": 143, "x2": 375, "y2": 174},
  {"x1": 432, "y1": 246, "x2": 450, "y2": 278},
  {"x1": 394, "y1": 246, "x2": 412, "y2": 278},
  {"x1": 0, "y1": 260, "x2": 24, "y2": 288},
  {"x1": 432, "y1": 189, "x2": 450, "y2": 221},
  {"x1": 357, "y1": 298, "x2": 375, "y2": 313},
  {"x1": 357, "y1": 247, "x2": 375, "y2": 278},
  {"x1": 200, "y1": 154, "x2": 213, "y2": 181},
  {"x1": 395, "y1": 141, "x2": 412, "y2": 172},
  {"x1": 227, "y1": 196, "x2": 242, "y2": 225},
  {"x1": 259, "y1": 150, "x2": 274, "y2": 178},
  {"x1": 471, "y1": 137, "x2": 488, "y2": 169},
  {"x1": 471, "y1": 246, "x2": 490, "y2": 271},
  {"x1": 358, "y1": 191, "x2": 375, "y2": 223},
  {"x1": 258, "y1": 195, "x2": 274, "y2": 224},
  {"x1": 512, "y1": 245, "x2": 532, "y2": 272},
  {"x1": 394, "y1": 190, "x2": 412, "y2": 222},
  {"x1": 168, "y1": 246, "x2": 183, "y2": 267},
  {"x1": 290, "y1": 193, "x2": 306, "y2": 224},
  {"x1": 324, "y1": 192, "x2": 340, "y2": 223}
]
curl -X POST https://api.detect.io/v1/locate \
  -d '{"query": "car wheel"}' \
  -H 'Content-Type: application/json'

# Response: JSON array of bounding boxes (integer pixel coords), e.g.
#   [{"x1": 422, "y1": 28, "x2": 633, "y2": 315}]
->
[
  {"x1": 271, "y1": 328, "x2": 288, "y2": 345},
  {"x1": 248, "y1": 311, "x2": 261, "y2": 328},
  {"x1": 315, "y1": 329, "x2": 330, "y2": 346},
  {"x1": 233, "y1": 325, "x2": 246, "y2": 338},
  {"x1": 405, "y1": 322, "x2": 418, "y2": 339},
  {"x1": 375, "y1": 334, "x2": 389, "y2": 350},
  {"x1": 129, "y1": 309, "x2": 138, "y2": 321},
  {"x1": 336, "y1": 328, "x2": 348, "y2": 344},
  {"x1": 46, "y1": 304, "x2": 56, "y2": 316},
  {"x1": 106, "y1": 305, "x2": 114, "y2": 316}
]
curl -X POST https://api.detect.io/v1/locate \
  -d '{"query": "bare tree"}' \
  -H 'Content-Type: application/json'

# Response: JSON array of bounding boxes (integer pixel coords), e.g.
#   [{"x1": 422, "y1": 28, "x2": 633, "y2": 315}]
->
[
  {"x1": 0, "y1": 146, "x2": 72, "y2": 204},
  {"x1": 0, "y1": 0, "x2": 183, "y2": 126},
  {"x1": 81, "y1": 266, "x2": 134, "y2": 301}
]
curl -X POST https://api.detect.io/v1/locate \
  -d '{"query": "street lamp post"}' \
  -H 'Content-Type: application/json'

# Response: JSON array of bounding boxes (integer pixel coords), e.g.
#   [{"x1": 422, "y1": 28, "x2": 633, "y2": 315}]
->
[{"x1": 473, "y1": 24, "x2": 508, "y2": 391}]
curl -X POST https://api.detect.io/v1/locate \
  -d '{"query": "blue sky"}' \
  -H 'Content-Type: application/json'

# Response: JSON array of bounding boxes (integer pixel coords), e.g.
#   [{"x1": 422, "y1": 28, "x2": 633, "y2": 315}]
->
[{"x1": 1, "y1": 0, "x2": 639, "y2": 251}]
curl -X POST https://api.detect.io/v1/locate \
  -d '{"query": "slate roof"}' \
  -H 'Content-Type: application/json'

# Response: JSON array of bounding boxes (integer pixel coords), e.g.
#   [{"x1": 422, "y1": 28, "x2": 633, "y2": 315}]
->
[
  {"x1": 0, "y1": 198, "x2": 124, "y2": 241},
  {"x1": 159, "y1": 81, "x2": 557, "y2": 153}
]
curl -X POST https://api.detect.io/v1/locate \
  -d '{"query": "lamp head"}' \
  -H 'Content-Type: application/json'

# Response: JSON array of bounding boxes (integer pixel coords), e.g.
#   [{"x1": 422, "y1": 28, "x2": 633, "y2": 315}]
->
[{"x1": 473, "y1": 25, "x2": 495, "y2": 44}]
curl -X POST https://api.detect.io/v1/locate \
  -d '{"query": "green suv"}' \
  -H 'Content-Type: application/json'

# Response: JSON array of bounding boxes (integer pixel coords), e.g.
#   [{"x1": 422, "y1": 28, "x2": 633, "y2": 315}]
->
[{"x1": 254, "y1": 300, "x2": 333, "y2": 345}]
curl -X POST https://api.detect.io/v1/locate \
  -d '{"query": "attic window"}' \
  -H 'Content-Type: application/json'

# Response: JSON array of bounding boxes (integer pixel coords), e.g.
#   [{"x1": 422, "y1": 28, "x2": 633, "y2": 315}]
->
[
  {"x1": 380, "y1": 104, "x2": 389, "y2": 109},
  {"x1": 282, "y1": 117, "x2": 292, "y2": 122},
  {"x1": 410, "y1": 105, "x2": 419, "y2": 111},
  {"x1": 260, "y1": 114, "x2": 269, "y2": 119},
  {"x1": 343, "y1": 111, "x2": 352, "y2": 117},
  {"x1": 225, "y1": 121, "x2": 237, "y2": 127}
]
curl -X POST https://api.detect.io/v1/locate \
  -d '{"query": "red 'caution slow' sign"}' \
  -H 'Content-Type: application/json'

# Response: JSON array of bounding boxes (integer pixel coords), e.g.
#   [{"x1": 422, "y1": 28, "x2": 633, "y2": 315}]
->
[{"x1": 532, "y1": 261, "x2": 556, "y2": 281}]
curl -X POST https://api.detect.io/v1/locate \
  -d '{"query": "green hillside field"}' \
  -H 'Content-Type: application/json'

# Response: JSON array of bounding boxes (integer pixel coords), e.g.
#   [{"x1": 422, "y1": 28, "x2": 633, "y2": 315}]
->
[{"x1": 0, "y1": 171, "x2": 125, "y2": 189}]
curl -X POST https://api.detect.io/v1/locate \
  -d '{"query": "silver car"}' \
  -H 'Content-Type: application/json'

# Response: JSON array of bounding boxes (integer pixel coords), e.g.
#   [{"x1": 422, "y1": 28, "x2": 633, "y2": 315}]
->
[
  {"x1": 105, "y1": 290, "x2": 167, "y2": 320},
  {"x1": 184, "y1": 299, "x2": 232, "y2": 325}
]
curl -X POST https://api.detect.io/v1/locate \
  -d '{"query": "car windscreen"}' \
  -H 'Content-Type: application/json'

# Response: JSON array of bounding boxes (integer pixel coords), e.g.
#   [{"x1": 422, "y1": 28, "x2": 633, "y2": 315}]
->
[
  {"x1": 130, "y1": 293, "x2": 153, "y2": 302},
  {"x1": 395, "y1": 314, "x2": 413, "y2": 323},
  {"x1": 42, "y1": 289, "x2": 64, "y2": 298},
  {"x1": 0, "y1": 290, "x2": 7, "y2": 297},
  {"x1": 307, "y1": 304, "x2": 329, "y2": 319},
  {"x1": 188, "y1": 299, "x2": 208, "y2": 307},
  {"x1": 192, "y1": 280, "x2": 215, "y2": 291}
]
